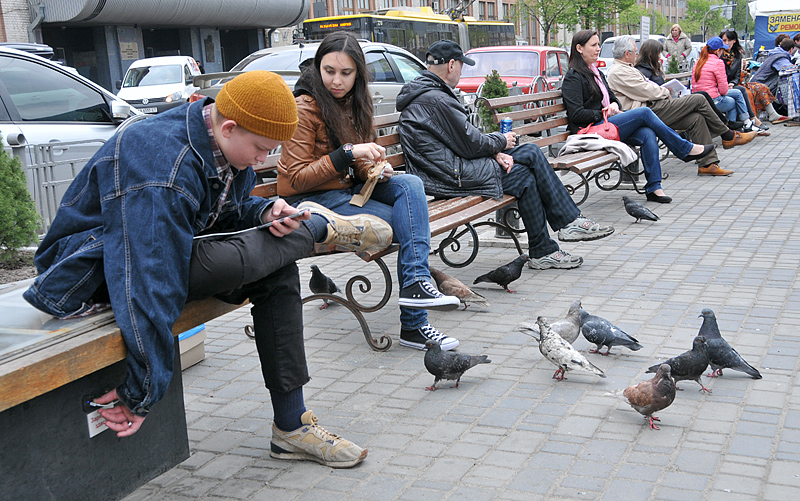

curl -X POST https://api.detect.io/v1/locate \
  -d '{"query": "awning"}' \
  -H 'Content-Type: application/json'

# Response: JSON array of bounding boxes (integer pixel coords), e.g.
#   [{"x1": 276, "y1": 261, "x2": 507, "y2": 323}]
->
[{"x1": 41, "y1": 0, "x2": 309, "y2": 28}]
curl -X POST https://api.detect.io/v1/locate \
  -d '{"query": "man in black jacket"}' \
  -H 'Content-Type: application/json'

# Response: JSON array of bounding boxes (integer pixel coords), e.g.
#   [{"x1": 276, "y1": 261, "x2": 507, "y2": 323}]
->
[{"x1": 396, "y1": 40, "x2": 614, "y2": 270}]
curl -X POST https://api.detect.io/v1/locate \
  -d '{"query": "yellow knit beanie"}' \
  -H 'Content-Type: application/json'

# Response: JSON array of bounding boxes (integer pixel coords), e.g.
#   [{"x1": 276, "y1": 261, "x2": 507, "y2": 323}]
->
[{"x1": 216, "y1": 71, "x2": 298, "y2": 141}]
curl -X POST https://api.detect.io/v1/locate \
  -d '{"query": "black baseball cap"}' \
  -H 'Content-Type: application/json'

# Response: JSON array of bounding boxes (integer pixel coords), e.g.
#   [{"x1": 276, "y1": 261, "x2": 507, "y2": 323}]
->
[{"x1": 425, "y1": 40, "x2": 475, "y2": 66}]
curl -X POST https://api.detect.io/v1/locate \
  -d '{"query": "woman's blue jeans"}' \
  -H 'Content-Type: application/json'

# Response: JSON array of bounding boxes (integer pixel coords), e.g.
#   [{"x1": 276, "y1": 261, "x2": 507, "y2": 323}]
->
[
  {"x1": 294, "y1": 174, "x2": 430, "y2": 330},
  {"x1": 713, "y1": 88, "x2": 748, "y2": 121},
  {"x1": 607, "y1": 107, "x2": 693, "y2": 194}
]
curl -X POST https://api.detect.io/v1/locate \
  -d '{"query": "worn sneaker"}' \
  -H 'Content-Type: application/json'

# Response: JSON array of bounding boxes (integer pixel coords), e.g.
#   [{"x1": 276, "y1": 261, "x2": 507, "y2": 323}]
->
[
  {"x1": 270, "y1": 410, "x2": 367, "y2": 468},
  {"x1": 400, "y1": 323, "x2": 460, "y2": 351},
  {"x1": 398, "y1": 280, "x2": 460, "y2": 311},
  {"x1": 528, "y1": 250, "x2": 583, "y2": 270},
  {"x1": 297, "y1": 201, "x2": 392, "y2": 252},
  {"x1": 557, "y1": 216, "x2": 615, "y2": 242}
]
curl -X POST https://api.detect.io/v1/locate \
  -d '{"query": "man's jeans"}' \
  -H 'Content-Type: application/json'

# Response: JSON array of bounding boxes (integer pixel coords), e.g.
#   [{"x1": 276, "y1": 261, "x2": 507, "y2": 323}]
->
[
  {"x1": 713, "y1": 88, "x2": 749, "y2": 122},
  {"x1": 292, "y1": 174, "x2": 431, "y2": 330},
  {"x1": 608, "y1": 107, "x2": 693, "y2": 193},
  {"x1": 500, "y1": 144, "x2": 580, "y2": 259},
  {"x1": 187, "y1": 225, "x2": 316, "y2": 393}
]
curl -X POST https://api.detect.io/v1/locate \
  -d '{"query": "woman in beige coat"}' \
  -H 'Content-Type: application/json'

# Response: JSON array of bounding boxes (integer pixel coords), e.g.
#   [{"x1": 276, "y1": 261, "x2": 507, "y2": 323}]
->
[{"x1": 663, "y1": 24, "x2": 692, "y2": 67}]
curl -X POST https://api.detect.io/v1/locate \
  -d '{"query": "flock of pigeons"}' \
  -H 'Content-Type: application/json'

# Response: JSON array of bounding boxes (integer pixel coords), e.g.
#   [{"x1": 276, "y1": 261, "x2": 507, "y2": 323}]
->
[{"x1": 308, "y1": 261, "x2": 762, "y2": 431}]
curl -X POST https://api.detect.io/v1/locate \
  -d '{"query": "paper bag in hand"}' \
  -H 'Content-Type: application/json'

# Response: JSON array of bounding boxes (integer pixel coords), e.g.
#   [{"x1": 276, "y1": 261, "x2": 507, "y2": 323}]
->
[{"x1": 350, "y1": 161, "x2": 386, "y2": 207}]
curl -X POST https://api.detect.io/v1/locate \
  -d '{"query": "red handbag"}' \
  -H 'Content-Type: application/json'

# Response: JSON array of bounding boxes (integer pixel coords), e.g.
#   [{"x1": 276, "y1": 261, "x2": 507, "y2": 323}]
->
[{"x1": 577, "y1": 109, "x2": 620, "y2": 141}]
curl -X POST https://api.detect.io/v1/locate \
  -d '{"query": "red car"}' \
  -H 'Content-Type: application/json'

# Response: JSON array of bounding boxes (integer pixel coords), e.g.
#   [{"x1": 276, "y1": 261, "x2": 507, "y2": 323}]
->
[{"x1": 456, "y1": 45, "x2": 570, "y2": 97}]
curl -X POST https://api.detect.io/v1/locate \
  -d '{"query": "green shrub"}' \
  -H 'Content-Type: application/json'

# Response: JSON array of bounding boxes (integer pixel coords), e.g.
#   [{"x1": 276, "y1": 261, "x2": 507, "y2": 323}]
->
[
  {"x1": 478, "y1": 70, "x2": 512, "y2": 132},
  {"x1": 667, "y1": 56, "x2": 679, "y2": 74},
  {"x1": 0, "y1": 141, "x2": 41, "y2": 262}
]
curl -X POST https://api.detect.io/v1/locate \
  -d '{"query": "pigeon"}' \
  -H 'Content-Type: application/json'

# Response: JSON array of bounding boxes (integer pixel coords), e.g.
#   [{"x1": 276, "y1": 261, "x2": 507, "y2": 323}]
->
[
  {"x1": 309, "y1": 265, "x2": 340, "y2": 310},
  {"x1": 579, "y1": 309, "x2": 643, "y2": 355},
  {"x1": 423, "y1": 339, "x2": 491, "y2": 391},
  {"x1": 623, "y1": 195, "x2": 659, "y2": 223},
  {"x1": 430, "y1": 266, "x2": 489, "y2": 310},
  {"x1": 518, "y1": 299, "x2": 582, "y2": 344},
  {"x1": 647, "y1": 336, "x2": 711, "y2": 393},
  {"x1": 473, "y1": 254, "x2": 528, "y2": 293},
  {"x1": 608, "y1": 364, "x2": 676, "y2": 430},
  {"x1": 698, "y1": 308, "x2": 762, "y2": 379},
  {"x1": 537, "y1": 316, "x2": 605, "y2": 381}
]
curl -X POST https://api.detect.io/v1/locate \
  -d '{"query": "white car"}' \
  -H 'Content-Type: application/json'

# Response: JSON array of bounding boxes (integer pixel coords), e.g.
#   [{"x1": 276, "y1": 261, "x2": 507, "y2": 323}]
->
[
  {"x1": 117, "y1": 56, "x2": 202, "y2": 114},
  {"x1": 597, "y1": 35, "x2": 667, "y2": 74}
]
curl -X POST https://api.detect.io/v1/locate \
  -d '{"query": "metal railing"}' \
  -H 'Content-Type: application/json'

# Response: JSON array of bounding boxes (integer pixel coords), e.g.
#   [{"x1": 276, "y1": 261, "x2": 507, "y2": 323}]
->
[{"x1": 7, "y1": 135, "x2": 105, "y2": 233}]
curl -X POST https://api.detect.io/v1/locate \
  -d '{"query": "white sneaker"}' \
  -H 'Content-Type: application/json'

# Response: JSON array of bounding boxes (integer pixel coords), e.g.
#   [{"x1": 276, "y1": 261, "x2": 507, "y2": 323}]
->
[
  {"x1": 528, "y1": 250, "x2": 583, "y2": 270},
  {"x1": 270, "y1": 410, "x2": 367, "y2": 468}
]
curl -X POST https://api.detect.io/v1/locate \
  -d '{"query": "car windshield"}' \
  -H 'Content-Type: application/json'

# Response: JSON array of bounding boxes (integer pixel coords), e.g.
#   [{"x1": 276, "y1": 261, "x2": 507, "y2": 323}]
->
[
  {"x1": 123, "y1": 65, "x2": 183, "y2": 87},
  {"x1": 461, "y1": 51, "x2": 540, "y2": 78},
  {"x1": 233, "y1": 49, "x2": 317, "y2": 72}
]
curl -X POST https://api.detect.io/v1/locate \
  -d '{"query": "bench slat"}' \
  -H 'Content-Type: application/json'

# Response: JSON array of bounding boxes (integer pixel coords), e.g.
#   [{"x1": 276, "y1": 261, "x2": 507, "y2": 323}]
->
[
  {"x1": 429, "y1": 195, "x2": 517, "y2": 235},
  {"x1": 529, "y1": 131, "x2": 570, "y2": 148},
  {"x1": 551, "y1": 150, "x2": 609, "y2": 169},
  {"x1": 483, "y1": 90, "x2": 562, "y2": 109},
  {"x1": 510, "y1": 116, "x2": 569, "y2": 136},
  {"x1": 496, "y1": 103, "x2": 565, "y2": 123},
  {"x1": 558, "y1": 153, "x2": 620, "y2": 174}
]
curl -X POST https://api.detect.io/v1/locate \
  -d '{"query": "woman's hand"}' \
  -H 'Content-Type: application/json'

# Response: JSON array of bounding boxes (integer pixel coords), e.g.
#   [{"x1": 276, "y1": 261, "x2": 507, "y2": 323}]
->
[
  {"x1": 352, "y1": 142, "x2": 386, "y2": 163},
  {"x1": 604, "y1": 102, "x2": 621, "y2": 116},
  {"x1": 378, "y1": 163, "x2": 394, "y2": 182},
  {"x1": 728, "y1": 83, "x2": 734, "y2": 89}
]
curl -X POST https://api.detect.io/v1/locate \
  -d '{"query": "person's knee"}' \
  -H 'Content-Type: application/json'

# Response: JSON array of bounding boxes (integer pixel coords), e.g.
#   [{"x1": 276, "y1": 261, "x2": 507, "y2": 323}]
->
[{"x1": 398, "y1": 173, "x2": 425, "y2": 192}]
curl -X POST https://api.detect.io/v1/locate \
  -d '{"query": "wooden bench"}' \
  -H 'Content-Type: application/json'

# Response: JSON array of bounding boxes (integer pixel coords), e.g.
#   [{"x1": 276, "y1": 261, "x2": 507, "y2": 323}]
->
[
  {"x1": 249, "y1": 112, "x2": 523, "y2": 351},
  {"x1": 478, "y1": 90, "x2": 642, "y2": 205}
]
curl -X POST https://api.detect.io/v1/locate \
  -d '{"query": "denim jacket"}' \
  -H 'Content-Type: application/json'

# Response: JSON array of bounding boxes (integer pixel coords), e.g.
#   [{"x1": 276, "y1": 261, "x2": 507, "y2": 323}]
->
[{"x1": 23, "y1": 99, "x2": 271, "y2": 416}]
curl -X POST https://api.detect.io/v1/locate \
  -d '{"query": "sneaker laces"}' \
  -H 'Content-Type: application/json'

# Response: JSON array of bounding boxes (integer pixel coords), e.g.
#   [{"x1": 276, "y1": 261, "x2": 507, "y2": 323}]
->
[
  {"x1": 573, "y1": 217, "x2": 601, "y2": 231},
  {"x1": 420, "y1": 280, "x2": 445, "y2": 298},
  {"x1": 306, "y1": 414, "x2": 343, "y2": 442},
  {"x1": 331, "y1": 222, "x2": 363, "y2": 246},
  {"x1": 420, "y1": 323, "x2": 447, "y2": 343}
]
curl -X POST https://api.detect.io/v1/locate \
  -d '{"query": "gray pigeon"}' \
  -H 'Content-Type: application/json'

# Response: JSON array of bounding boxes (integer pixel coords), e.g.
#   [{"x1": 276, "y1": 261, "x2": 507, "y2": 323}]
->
[
  {"x1": 647, "y1": 336, "x2": 711, "y2": 393},
  {"x1": 698, "y1": 308, "x2": 762, "y2": 379},
  {"x1": 623, "y1": 195, "x2": 659, "y2": 223},
  {"x1": 608, "y1": 364, "x2": 676, "y2": 430},
  {"x1": 580, "y1": 309, "x2": 643, "y2": 355},
  {"x1": 430, "y1": 266, "x2": 489, "y2": 310},
  {"x1": 537, "y1": 316, "x2": 605, "y2": 380},
  {"x1": 309, "y1": 265, "x2": 340, "y2": 309},
  {"x1": 518, "y1": 299, "x2": 582, "y2": 344},
  {"x1": 423, "y1": 340, "x2": 491, "y2": 390},
  {"x1": 473, "y1": 254, "x2": 528, "y2": 293}
]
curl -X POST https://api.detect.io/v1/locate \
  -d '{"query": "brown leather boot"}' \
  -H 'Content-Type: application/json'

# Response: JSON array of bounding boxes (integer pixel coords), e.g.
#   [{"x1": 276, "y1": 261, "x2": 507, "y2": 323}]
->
[
  {"x1": 722, "y1": 130, "x2": 757, "y2": 149},
  {"x1": 698, "y1": 163, "x2": 733, "y2": 176}
]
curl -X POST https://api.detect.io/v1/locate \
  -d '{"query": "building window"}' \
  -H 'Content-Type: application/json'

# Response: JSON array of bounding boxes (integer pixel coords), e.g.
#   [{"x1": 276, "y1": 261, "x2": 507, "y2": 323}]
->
[
  {"x1": 479, "y1": 1, "x2": 486, "y2": 20},
  {"x1": 342, "y1": 0, "x2": 354, "y2": 15},
  {"x1": 488, "y1": 2, "x2": 495, "y2": 20},
  {"x1": 358, "y1": 0, "x2": 370, "y2": 11}
]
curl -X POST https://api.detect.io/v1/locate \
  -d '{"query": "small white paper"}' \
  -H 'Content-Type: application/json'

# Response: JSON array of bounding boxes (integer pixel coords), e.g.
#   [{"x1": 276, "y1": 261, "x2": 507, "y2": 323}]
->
[
  {"x1": 662, "y1": 78, "x2": 688, "y2": 99},
  {"x1": 87, "y1": 409, "x2": 108, "y2": 438}
]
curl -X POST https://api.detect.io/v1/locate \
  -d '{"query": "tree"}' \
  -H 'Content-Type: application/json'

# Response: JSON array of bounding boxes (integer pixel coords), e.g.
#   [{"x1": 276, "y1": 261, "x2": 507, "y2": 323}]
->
[
  {"x1": 731, "y1": 0, "x2": 753, "y2": 35},
  {"x1": 478, "y1": 70, "x2": 511, "y2": 132},
  {"x1": 0, "y1": 139, "x2": 41, "y2": 262},
  {"x1": 682, "y1": 0, "x2": 728, "y2": 40},
  {"x1": 577, "y1": 0, "x2": 635, "y2": 31},
  {"x1": 618, "y1": 4, "x2": 648, "y2": 35},
  {"x1": 514, "y1": 0, "x2": 578, "y2": 48}
]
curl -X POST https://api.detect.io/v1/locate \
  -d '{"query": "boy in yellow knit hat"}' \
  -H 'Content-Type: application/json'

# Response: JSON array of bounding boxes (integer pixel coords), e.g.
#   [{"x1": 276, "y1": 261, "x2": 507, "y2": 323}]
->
[{"x1": 24, "y1": 71, "x2": 388, "y2": 468}]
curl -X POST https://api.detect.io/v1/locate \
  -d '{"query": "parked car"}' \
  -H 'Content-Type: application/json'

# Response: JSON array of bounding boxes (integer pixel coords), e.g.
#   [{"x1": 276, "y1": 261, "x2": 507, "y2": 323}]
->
[
  {"x1": 456, "y1": 45, "x2": 570, "y2": 100},
  {"x1": 191, "y1": 41, "x2": 426, "y2": 115},
  {"x1": 684, "y1": 41, "x2": 705, "y2": 72},
  {"x1": 117, "y1": 55, "x2": 202, "y2": 114},
  {"x1": 597, "y1": 35, "x2": 667, "y2": 74}
]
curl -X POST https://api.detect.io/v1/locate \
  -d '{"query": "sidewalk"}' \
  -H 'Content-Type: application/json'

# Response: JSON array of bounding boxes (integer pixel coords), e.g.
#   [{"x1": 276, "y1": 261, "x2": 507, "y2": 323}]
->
[{"x1": 126, "y1": 122, "x2": 800, "y2": 501}]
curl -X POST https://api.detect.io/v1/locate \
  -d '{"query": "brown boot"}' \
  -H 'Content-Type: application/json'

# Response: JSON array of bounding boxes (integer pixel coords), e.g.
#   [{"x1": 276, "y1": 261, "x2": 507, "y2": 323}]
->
[
  {"x1": 722, "y1": 130, "x2": 757, "y2": 149},
  {"x1": 698, "y1": 163, "x2": 733, "y2": 176}
]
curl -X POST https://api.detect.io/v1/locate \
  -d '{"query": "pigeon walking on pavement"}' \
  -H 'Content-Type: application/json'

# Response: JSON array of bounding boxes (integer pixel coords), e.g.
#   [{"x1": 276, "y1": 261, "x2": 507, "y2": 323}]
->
[
  {"x1": 309, "y1": 265, "x2": 340, "y2": 310},
  {"x1": 518, "y1": 299, "x2": 582, "y2": 343},
  {"x1": 473, "y1": 254, "x2": 528, "y2": 293},
  {"x1": 623, "y1": 195, "x2": 659, "y2": 223},
  {"x1": 423, "y1": 340, "x2": 491, "y2": 391},
  {"x1": 537, "y1": 316, "x2": 605, "y2": 381},
  {"x1": 647, "y1": 336, "x2": 712, "y2": 393},
  {"x1": 430, "y1": 267, "x2": 489, "y2": 310},
  {"x1": 698, "y1": 308, "x2": 762, "y2": 379},
  {"x1": 580, "y1": 309, "x2": 643, "y2": 355},
  {"x1": 608, "y1": 364, "x2": 676, "y2": 430}
]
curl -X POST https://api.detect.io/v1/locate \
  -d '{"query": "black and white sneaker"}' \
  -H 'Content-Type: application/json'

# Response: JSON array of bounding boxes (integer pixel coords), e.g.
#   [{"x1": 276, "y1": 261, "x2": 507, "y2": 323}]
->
[
  {"x1": 399, "y1": 323, "x2": 460, "y2": 351},
  {"x1": 398, "y1": 280, "x2": 460, "y2": 311}
]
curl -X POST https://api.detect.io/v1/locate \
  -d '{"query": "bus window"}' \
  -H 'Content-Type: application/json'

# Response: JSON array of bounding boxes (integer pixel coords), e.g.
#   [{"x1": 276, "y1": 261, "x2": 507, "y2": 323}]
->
[
  {"x1": 389, "y1": 28, "x2": 406, "y2": 49},
  {"x1": 365, "y1": 52, "x2": 397, "y2": 82}
]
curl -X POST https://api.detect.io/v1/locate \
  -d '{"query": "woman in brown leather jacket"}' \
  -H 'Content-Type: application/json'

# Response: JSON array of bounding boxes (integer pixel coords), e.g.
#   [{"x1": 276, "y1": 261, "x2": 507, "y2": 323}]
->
[{"x1": 277, "y1": 31, "x2": 462, "y2": 351}]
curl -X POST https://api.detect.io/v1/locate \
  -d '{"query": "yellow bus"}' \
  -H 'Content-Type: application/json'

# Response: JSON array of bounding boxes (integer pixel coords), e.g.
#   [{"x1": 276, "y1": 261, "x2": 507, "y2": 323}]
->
[{"x1": 303, "y1": 8, "x2": 515, "y2": 61}]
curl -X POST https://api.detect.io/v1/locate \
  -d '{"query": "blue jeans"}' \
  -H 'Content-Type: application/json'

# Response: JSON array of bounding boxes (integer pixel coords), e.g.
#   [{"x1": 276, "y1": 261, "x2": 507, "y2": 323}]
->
[
  {"x1": 713, "y1": 89, "x2": 748, "y2": 121},
  {"x1": 501, "y1": 144, "x2": 580, "y2": 258},
  {"x1": 294, "y1": 174, "x2": 430, "y2": 330},
  {"x1": 608, "y1": 107, "x2": 694, "y2": 194}
]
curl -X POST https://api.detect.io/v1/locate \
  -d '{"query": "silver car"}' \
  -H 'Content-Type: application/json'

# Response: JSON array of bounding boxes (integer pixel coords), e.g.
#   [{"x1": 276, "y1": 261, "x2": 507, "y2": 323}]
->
[{"x1": 193, "y1": 41, "x2": 426, "y2": 115}]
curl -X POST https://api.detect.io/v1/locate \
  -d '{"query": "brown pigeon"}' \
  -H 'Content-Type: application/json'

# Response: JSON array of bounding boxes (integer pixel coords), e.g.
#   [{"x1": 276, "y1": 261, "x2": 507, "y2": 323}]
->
[
  {"x1": 612, "y1": 364, "x2": 676, "y2": 430},
  {"x1": 430, "y1": 267, "x2": 489, "y2": 310}
]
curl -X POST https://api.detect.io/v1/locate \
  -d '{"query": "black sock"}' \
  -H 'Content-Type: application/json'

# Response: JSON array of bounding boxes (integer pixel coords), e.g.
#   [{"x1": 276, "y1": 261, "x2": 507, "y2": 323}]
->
[
  {"x1": 271, "y1": 386, "x2": 306, "y2": 432},
  {"x1": 721, "y1": 130, "x2": 735, "y2": 141}
]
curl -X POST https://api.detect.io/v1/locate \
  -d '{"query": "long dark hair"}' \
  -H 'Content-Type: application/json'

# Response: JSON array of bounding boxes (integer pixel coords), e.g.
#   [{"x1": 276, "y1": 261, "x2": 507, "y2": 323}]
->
[
  {"x1": 720, "y1": 29, "x2": 743, "y2": 56},
  {"x1": 568, "y1": 29, "x2": 601, "y2": 99},
  {"x1": 306, "y1": 31, "x2": 374, "y2": 147},
  {"x1": 636, "y1": 39, "x2": 665, "y2": 78}
]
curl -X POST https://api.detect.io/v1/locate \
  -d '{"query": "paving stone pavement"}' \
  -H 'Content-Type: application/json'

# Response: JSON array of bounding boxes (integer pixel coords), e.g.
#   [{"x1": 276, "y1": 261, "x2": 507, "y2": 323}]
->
[{"x1": 126, "y1": 122, "x2": 800, "y2": 500}]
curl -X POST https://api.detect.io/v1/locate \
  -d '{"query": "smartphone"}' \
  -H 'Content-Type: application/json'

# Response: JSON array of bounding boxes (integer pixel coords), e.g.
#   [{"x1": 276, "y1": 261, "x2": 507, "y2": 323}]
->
[{"x1": 259, "y1": 208, "x2": 310, "y2": 229}]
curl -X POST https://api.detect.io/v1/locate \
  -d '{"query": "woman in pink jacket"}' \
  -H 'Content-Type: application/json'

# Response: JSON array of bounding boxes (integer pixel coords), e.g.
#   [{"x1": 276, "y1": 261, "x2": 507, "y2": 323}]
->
[{"x1": 692, "y1": 37, "x2": 753, "y2": 130}]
